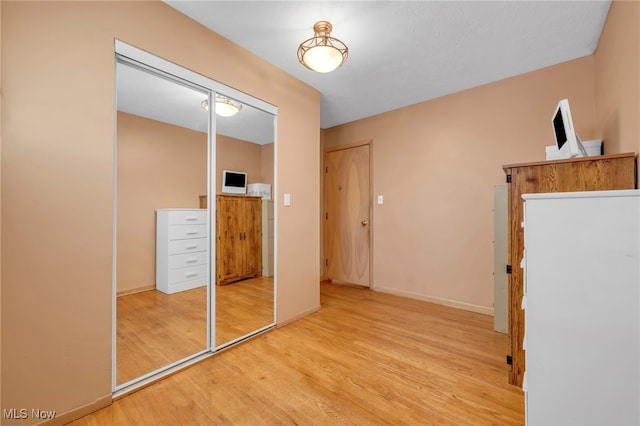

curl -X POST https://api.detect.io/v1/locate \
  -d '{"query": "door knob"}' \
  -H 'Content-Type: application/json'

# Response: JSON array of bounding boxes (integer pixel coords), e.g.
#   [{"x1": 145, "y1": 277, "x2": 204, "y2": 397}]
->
[{"x1": 361, "y1": 220, "x2": 368, "y2": 226}]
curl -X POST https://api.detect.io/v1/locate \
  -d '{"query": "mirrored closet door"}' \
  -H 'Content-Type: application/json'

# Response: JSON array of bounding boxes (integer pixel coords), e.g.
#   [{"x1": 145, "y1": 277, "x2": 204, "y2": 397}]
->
[
  {"x1": 213, "y1": 96, "x2": 275, "y2": 348},
  {"x1": 113, "y1": 42, "x2": 277, "y2": 392},
  {"x1": 114, "y1": 60, "x2": 211, "y2": 388}
]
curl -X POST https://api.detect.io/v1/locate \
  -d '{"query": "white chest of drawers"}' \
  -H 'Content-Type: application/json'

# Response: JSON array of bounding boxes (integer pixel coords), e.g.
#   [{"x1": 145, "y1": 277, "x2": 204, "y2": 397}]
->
[{"x1": 156, "y1": 209, "x2": 208, "y2": 294}]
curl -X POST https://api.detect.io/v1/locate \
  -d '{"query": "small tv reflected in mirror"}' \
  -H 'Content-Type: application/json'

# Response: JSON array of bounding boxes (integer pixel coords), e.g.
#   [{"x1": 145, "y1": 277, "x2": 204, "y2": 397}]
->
[{"x1": 221, "y1": 170, "x2": 247, "y2": 194}]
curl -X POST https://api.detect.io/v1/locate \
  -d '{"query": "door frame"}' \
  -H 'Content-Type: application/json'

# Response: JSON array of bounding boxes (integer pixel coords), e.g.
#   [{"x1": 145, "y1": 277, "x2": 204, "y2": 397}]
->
[{"x1": 322, "y1": 140, "x2": 373, "y2": 288}]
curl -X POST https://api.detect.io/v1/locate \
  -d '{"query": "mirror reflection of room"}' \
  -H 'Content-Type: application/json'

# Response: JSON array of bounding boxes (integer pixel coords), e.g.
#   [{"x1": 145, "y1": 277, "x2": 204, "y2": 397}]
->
[
  {"x1": 211, "y1": 98, "x2": 275, "y2": 347},
  {"x1": 115, "y1": 62, "x2": 209, "y2": 386},
  {"x1": 115, "y1": 59, "x2": 276, "y2": 388}
]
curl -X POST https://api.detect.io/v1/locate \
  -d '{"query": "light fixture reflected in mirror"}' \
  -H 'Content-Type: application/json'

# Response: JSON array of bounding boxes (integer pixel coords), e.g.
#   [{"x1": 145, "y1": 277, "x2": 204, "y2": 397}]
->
[
  {"x1": 201, "y1": 95, "x2": 243, "y2": 117},
  {"x1": 297, "y1": 21, "x2": 348, "y2": 73}
]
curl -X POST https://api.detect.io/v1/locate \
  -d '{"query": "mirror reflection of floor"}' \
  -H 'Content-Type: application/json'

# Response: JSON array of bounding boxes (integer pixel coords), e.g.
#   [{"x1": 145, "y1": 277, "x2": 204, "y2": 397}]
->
[
  {"x1": 116, "y1": 287, "x2": 207, "y2": 385},
  {"x1": 215, "y1": 276, "x2": 274, "y2": 346},
  {"x1": 116, "y1": 276, "x2": 274, "y2": 386}
]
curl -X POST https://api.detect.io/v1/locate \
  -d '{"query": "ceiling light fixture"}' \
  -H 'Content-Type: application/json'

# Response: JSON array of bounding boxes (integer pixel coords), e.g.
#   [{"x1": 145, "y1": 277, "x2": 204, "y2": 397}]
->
[
  {"x1": 201, "y1": 95, "x2": 243, "y2": 117},
  {"x1": 297, "y1": 21, "x2": 348, "y2": 73}
]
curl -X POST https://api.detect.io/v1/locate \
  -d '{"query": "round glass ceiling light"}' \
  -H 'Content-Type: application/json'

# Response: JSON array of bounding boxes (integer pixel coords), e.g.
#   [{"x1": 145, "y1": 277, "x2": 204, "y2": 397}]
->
[{"x1": 297, "y1": 21, "x2": 348, "y2": 73}]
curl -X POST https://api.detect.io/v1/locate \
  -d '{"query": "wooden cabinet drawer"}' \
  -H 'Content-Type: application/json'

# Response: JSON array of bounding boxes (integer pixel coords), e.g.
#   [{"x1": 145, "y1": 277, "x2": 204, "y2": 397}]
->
[
  {"x1": 168, "y1": 265, "x2": 207, "y2": 284},
  {"x1": 168, "y1": 224, "x2": 207, "y2": 240},
  {"x1": 168, "y1": 251, "x2": 208, "y2": 270},
  {"x1": 167, "y1": 238, "x2": 208, "y2": 255},
  {"x1": 167, "y1": 209, "x2": 207, "y2": 225}
]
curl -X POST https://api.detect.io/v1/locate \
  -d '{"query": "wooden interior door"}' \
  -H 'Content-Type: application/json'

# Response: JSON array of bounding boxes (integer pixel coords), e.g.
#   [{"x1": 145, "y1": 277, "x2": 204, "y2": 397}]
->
[
  {"x1": 324, "y1": 144, "x2": 371, "y2": 286},
  {"x1": 217, "y1": 195, "x2": 243, "y2": 284}
]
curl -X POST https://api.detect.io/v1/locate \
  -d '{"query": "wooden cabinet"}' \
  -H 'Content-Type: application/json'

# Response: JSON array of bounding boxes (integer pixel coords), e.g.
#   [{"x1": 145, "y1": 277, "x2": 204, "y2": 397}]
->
[
  {"x1": 216, "y1": 195, "x2": 262, "y2": 286},
  {"x1": 502, "y1": 152, "x2": 636, "y2": 387}
]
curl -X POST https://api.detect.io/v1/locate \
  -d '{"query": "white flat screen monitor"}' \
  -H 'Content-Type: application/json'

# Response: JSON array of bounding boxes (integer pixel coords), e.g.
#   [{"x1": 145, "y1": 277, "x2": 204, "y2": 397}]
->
[
  {"x1": 552, "y1": 98, "x2": 587, "y2": 159},
  {"x1": 221, "y1": 170, "x2": 247, "y2": 194}
]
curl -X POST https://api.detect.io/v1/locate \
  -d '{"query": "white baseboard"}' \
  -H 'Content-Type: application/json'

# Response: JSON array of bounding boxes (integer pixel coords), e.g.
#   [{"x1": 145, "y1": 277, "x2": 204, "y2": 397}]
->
[{"x1": 373, "y1": 286, "x2": 494, "y2": 316}]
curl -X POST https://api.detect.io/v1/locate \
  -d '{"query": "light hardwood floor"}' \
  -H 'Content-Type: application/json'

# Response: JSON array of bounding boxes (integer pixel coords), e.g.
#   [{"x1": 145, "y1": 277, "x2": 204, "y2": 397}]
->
[
  {"x1": 117, "y1": 277, "x2": 274, "y2": 384},
  {"x1": 216, "y1": 276, "x2": 274, "y2": 345},
  {"x1": 116, "y1": 286, "x2": 207, "y2": 385},
  {"x1": 80, "y1": 282, "x2": 524, "y2": 425}
]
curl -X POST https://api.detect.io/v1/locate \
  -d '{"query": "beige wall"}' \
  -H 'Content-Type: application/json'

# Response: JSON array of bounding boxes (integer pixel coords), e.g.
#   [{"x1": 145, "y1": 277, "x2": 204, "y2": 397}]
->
[
  {"x1": 323, "y1": 56, "x2": 596, "y2": 312},
  {"x1": 261, "y1": 143, "x2": 275, "y2": 189},
  {"x1": 215, "y1": 134, "x2": 271, "y2": 194},
  {"x1": 1, "y1": 1, "x2": 320, "y2": 424},
  {"x1": 117, "y1": 112, "x2": 207, "y2": 294},
  {"x1": 322, "y1": 0, "x2": 639, "y2": 316},
  {"x1": 594, "y1": 0, "x2": 640, "y2": 158}
]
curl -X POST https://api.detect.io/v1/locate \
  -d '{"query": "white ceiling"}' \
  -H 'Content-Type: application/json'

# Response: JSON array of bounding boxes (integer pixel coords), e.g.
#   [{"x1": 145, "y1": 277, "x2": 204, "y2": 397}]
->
[
  {"x1": 118, "y1": 1, "x2": 611, "y2": 136},
  {"x1": 164, "y1": 0, "x2": 611, "y2": 129}
]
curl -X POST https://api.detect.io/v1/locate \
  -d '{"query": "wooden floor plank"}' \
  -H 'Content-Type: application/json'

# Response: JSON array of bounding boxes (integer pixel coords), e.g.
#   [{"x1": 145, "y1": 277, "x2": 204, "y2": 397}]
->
[{"x1": 76, "y1": 282, "x2": 524, "y2": 425}]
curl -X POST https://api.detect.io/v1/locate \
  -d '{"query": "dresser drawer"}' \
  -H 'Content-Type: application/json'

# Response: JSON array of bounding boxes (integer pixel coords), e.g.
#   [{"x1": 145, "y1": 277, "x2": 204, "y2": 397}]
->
[
  {"x1": 168, "y1": 264, "x2": 208, "y2": 285},
  {"x1": 167, "y1": 209, "x2": 207, "y2": 225},
  {"x1": 168, "y1": 224, "x2": 207, "y2": 240},
  {"x1": 168, "y1": 238, "x2": 208, "y2": 255},
  {"x1": 168, "y1": 251, "x2": 208, "y2": 270}
]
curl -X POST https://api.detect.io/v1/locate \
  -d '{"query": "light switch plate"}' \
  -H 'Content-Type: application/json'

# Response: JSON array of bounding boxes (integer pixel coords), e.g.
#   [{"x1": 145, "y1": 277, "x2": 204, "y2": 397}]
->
[
  {"x1": 284, "y1": 193, "x2": 291, "y2": 206},
  {"x1": 377, "y1": 195, "x2": 384, "y2": 205}
]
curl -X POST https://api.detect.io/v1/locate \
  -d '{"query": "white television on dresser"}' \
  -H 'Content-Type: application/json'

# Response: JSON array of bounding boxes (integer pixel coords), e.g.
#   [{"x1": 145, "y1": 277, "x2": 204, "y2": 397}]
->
[
  {"x1": 221, "y1": 170, "x2": 247, "y2": 194},
  {"x1": 551, "y1": 98, "x2": 588, "y2": 159}
]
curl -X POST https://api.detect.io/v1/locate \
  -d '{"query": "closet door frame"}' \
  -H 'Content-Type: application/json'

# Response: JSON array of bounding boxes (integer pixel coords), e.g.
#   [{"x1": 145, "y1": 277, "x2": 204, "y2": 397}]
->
[{"x1": 112, "y1": 40, "x2": 278, "y2": 398}]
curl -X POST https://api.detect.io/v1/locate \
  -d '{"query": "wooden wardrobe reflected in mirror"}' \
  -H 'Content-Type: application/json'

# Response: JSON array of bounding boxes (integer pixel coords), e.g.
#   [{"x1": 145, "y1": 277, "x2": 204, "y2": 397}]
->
[{"x1": 209, "y1": 99, "x2": 275, "y2": 348}]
